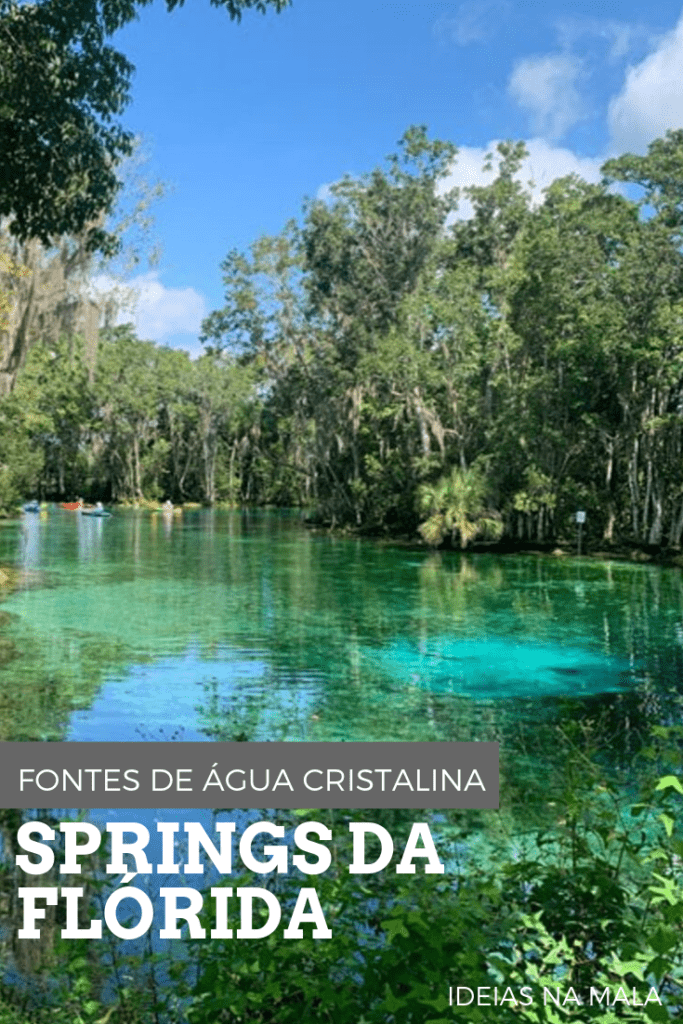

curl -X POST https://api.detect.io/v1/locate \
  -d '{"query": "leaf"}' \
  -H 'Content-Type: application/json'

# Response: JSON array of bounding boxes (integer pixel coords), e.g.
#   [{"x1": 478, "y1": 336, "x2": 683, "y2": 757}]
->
[
  {"x1": 382, "y1": 917, "x2": 410, "y2": 941},
  {"x1": 659, "y1": 813, "x2": 675, "y2": 837},
  {"x1": 648, "y1": 928, "x2": 679, "y2": 955},
  {"x1": 655, "y1": 776, "x2": 683, "y2": 794}
]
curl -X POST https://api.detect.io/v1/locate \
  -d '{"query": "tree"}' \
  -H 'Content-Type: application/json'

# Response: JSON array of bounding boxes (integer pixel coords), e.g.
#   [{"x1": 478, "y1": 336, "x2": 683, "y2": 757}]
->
[
  {"x1": 94, "y1": 325, "x2": 162, "y2": 500},
  {"x1": 294, "y1": 128, "x2": 459, "y2": 526},
  {"x1": 155, "y1": 345, "x2": 199, "y2": 500},
  {"x1": 0, "y1": 0, "x2": 284, "y2": 392},
  {"x1": 192, "y1": 352, "x2": 257, "y2": 504},
  {"x1": 0, "y1": 0, "x2": 290, "y2": 253},
  {"x1": 0, "y1": 251, "x2": 29, "y2": 333},
  {"x1": 0, "y1": 389, "x2": 43, "y2": 512},
  {"x1": 418, "y1": 462, "x2": 502, "y2": 548},
  {"x1": 0, "y1": 229, "x2": 102, "y2": 396},
  {"x1": 498, "y1": 176, "x2": 638, "y2": 542},
  {"x1": 12, "y1": 332, "x2": 96, "y2": 498},
  {"x1": 302, "y1": 126, "x2": 458, "y2": 366},
  {"x1": 601, "y1": 131, "x2": 683, "y2": 545},
  {"x1": 602, "y1": 128, "x2": 683, "y2": 234},
  {"x1": 0, "y1": 142, "x2": 167, "y2": 395}
]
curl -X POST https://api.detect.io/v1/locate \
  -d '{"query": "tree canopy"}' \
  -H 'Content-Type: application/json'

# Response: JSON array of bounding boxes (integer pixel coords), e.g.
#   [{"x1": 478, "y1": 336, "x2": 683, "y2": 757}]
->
[
  {"x1": 5, "y1": 124, "x2": 683, "y2": 557},
  {"x1": 0, "y1": 0, "x2": 290, "y2": 253}
]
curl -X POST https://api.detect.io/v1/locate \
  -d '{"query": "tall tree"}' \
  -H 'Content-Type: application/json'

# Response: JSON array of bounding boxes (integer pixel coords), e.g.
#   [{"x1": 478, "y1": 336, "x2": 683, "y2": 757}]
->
[
  {"x1": 13, "y1": 333, "x2": 96, "y2": 497},
  {"x1": 94, "y1": 325, "x2": 162, "y2": 500},
  {"x1": 302, "y1": 126, "x2": 458, "y2": 366},
  {"x1": 295, "y1": 128, "x2": 459, "y2": 525},
  {"x1": 0, "y1": 143, "x2": 166, "y2": 394},
  {"x1": 0, "y1": 0, "x2": 289, "y2": 394},
  {"x1": 0, "y1": 0, "x2": 290, "y2": 253}
]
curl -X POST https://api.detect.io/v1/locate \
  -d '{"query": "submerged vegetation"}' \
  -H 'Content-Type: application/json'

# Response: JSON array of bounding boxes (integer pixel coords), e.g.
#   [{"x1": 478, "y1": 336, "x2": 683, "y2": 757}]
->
[{"x1": 4, "y1": 128, "x2": 683, "y2": 553}]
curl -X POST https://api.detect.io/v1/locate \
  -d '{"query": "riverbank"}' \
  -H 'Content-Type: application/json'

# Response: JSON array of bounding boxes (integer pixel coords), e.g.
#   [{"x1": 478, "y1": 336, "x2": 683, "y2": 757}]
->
[{"x1": 303, "y1": 512, "x2": 683, "y2": 569}]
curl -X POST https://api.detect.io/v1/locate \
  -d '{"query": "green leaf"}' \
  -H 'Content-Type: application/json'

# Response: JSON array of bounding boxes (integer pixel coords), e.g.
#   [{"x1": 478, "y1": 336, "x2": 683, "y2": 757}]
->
[
  {"x1": 658, "y1": 813, "x2": 675, "y2": 837},
  {"x1": 382, "y1": 917, "x2": 410, "y2": 941},
  {"x1": 655, "y1": 775, "x2": 683, "y2": 794}
]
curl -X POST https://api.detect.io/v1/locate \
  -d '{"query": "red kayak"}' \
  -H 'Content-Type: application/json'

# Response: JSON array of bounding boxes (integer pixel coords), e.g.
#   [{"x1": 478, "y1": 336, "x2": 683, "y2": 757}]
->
[{"x1": 60, "y1": 501, "x2": 82, "y2": 510}]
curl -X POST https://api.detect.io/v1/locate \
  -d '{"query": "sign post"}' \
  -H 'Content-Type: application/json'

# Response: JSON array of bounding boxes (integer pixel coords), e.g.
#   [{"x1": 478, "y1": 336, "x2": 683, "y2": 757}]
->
[{"x1": 575, "y1": 510, "x2": 586, "y2": 555}]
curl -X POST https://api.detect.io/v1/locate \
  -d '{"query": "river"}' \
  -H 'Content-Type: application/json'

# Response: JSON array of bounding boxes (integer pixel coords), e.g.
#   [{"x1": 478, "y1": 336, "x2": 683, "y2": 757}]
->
[{"x1": 0, "y1": 507, "x2": 681, "y2": 792}]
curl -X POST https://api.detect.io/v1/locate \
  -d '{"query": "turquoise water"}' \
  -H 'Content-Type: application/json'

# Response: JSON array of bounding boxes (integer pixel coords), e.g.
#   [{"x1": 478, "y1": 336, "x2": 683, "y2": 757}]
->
[
  {"x1": 0, "y1": 508, "x2": 681, "y2": 758},
  {"x1": 370, "y1": 636, "x2": 633, "y2": 698}
]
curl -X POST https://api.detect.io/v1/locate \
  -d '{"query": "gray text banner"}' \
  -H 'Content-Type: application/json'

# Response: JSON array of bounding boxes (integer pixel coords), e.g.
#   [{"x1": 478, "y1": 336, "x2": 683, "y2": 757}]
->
[{"x1": 0, "y1": 742, "x2": 498, "y2": 809}]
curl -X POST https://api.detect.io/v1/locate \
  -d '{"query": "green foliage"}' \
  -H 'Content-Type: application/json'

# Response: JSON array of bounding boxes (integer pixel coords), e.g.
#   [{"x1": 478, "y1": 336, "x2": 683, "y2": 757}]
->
[
  {"x1": 0, "y1": 389, "x2": 43, "y2": 511},
  {"x1": 8, "y1": 125, "x2": 683, "y2": 543},
  {"x1": 513, "y1": 467, "x2": 556, "y2": 515},
  {"x1": 0, "y1": 0, "x2": 289, "y2": 253},
  {"x1": 13, "y1": 334, "x2": 96, "y2": 498},
  {"x1": 302, "y1": 126, "x2": 458, "y2": 360},
  {"x1": 180, "y1": 768, "x2": 683, "y2": 1024},
  {"x1": 6, "y1": 324, "x2": 263, "y2": 505},
  {"x1": 2, "y1": 760, "x2": 683, "y2": 1023},
  {"x1": 602, "y1": 129, "x2": 683, "y2": 231},
  {"x1": 0, "y1": 251, "x2": 30, "y2": 332},
  {"x1": 419, "y1": 462, "x2": 502, "y2": 548},
  {"x1": 0, "y1": 0, "x2": 134, "y2": 253}
]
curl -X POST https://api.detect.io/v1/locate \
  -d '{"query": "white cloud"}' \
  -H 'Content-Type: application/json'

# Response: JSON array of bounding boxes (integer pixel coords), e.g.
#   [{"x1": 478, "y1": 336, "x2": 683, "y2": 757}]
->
[
  {"x1": 315, "y1": 181, "x2": 337, "y2": 203},
  {"x1": 320, "y1": 11, "x2": 681, "y2": 233},
  {"x1": 434, "y1": 1, "x2": 510, "y2": 46},
  {"x1": 601, "y1": 22, "x2": 637, "y2": 63},
  {"x1": 131, "y1": 273, "x2": 207, "y2": 341},
  {"x1": 520, "y1": 138, "x2": 603, "y2": 194},
  {"x1": 438, "y1": 139, "x2": 604, "y2": 219},
  {"x1": 607, "y1": 14, "x2": 683, "y2": 153},
  {"x1": 555, "y1": 18, "x2": 652, "y2": 65},
  {"x1": 90, "y1": 272, "x2": 207, "y2": 343},
  {"x1": 508, "y1": 54, "x2": 583, "y2": 139}
]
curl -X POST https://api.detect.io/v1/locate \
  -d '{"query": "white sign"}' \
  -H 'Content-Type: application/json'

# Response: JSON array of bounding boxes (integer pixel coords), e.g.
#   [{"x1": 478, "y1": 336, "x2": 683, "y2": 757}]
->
[{"x1": 575, "y1": 511, "x2": 586, "y2": 524}]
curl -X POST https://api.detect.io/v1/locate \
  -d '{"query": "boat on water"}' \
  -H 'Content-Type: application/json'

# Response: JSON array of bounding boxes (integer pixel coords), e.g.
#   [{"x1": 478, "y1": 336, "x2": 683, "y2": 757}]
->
[
  {"x1": 23, "y1": 501, "x2": 40, "y2": 513},
  {"x1": 60, "y1": 499, "x2": 112, "y2": 516},
  {"x1": 81, "y1": 501, "x2": 111, "y2": 518}
]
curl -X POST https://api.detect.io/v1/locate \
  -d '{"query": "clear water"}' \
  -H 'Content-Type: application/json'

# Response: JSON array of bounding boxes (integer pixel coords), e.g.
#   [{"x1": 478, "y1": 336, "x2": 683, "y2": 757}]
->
[{"x1": 0, "y1": 508, "x2": 681, "y2": 764}]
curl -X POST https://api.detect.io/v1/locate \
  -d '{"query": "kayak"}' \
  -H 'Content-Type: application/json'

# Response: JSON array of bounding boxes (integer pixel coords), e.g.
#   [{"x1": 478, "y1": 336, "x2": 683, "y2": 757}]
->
[
  {"x1": 81, "y1": 509, "x2": 112, "y2": 518},
  {"x1": 61, "y1": 502, "x2": 82, "y2": 510}
]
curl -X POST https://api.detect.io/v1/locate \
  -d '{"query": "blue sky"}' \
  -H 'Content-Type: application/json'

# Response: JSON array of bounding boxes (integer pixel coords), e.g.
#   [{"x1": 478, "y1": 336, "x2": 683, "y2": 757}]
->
[{"x1": 103, "y1": 0, "x2": 683, "y2": 353}]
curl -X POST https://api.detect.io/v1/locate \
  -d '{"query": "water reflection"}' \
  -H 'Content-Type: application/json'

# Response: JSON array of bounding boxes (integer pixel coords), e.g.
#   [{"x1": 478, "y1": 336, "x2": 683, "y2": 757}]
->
[
  {"x1": 1, "y1": 511, "x2": 682, "y2": 758},
  {"x1": 18, "y1": 511, "x2": 46, "y2": 569},
  {"x1": 77, "y1": 512, "x2": 107, "y2": 562}
]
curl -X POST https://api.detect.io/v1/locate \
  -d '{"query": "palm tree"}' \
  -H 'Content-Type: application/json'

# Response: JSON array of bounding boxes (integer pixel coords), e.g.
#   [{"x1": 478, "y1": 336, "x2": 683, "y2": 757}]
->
[{"x1": 418, "y1": 463, "x2": 502, "y2": 548}]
